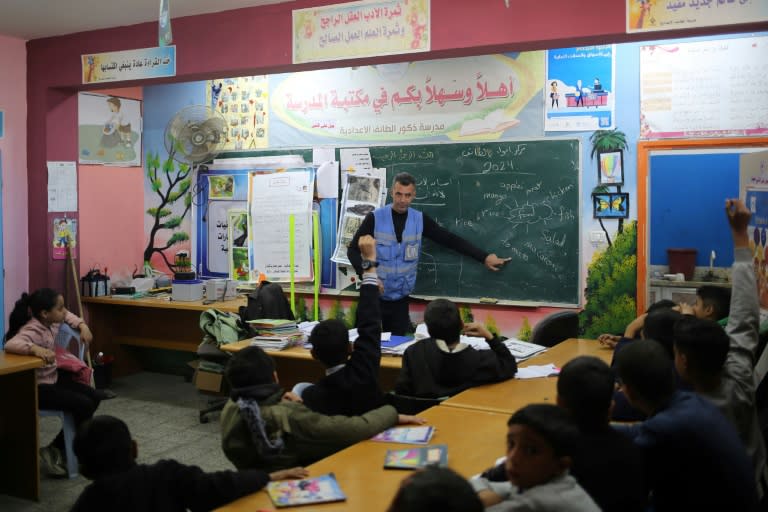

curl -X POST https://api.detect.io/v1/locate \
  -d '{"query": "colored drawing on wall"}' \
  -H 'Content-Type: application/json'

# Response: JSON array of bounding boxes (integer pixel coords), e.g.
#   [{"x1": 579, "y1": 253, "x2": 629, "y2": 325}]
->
[
  {"x1": 292, "y1": 0, "x2": 430, "y2": 64},
  {"x1": 208, "y1": 175, "x2": 235, "y2": 200},
  {"x1": 52, "y1": 218, "x2": 77, "y2": 260},
  {"x1": 206, "y1": 76, "x2": 269, "y2": 151},
  {"x1": 270, "y1": 52, "x2": 544, "y2": 145},
  {"x1": 598, "y1": 150, "x2": 624, "y2": 185},
  {"x1": 593, "y1": 193, "x2": 629, "y2": 219},
  {"x1": 640, "y1": 36, "x2": 768, "y2": 139},
  {"x1": 745, "y1": 188, "x2": 768, "y2": 308},
  {"x1": 228, "y1": 210, "x2": 250, "y2": 281},
  {"x1": 78, "y1": 93, "x2": 142, "y2": 166},
  {"x1": 627, "y1": 0, "x2": 768, "y2": 33},
  {"x1": 545, "y1": 45, "x2": 615, "y2": 131}
]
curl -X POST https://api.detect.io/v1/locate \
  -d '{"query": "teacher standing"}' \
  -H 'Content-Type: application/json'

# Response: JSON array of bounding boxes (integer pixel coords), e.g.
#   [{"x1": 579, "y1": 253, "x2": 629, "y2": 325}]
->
[{"x1": 348, "y1": 172, "x2": 510, "y2": 335}]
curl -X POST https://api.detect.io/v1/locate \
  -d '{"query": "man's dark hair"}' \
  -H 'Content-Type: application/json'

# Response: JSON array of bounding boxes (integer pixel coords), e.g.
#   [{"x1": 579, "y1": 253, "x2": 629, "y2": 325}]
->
[
  {"x1": 557, "y1": 356, "x2": 614, "y2": 430},
  {"x1": 697, "y1": 285, "x2": 731, "y2": 320},
  {"x1": 507, "y1": 404, "x2": 579, "y2": 457},
  {"x1": 424, "y1": 299, "x2": 462, "y2": 344},
  {"x1": 646, "y1": 299, "x2": 676, "y2": 314},
  {"x1": 74, "y1": 415, "x2": 134, "y2": 480},
  {"x1": 614, "y1": 340, "x2": 676, "y2": 407},
  {"x1": 309, "y1": 319, "x2": 350, "y2": 367},
  {"x1": 387, "y1": 466, "x2": 483, "y2": 512},
  {"x1": 392, "y1": 172, "x2": 416, "y2": 188},
  {"x1": 225, "y1": 345, "x2": 276, "y2": 388},
  {"x1": 643, "y1": 308, "x2": 684, "y2": 358},
  {"x1": 673, "y1": 315, "x2": 729, "y2": 376}
]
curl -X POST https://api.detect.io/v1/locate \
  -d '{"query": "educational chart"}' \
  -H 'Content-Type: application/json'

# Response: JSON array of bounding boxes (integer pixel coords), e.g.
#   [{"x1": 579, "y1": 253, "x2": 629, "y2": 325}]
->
[
  {"x1": 206, "y1": 76, "x2": 269, "y2": 151},
  {"x1": 545, "y1": 45, "x2": 615, "y2": 131},
  {"x1": 368, "y1": 139, "x2": 581, "y2": 305},
  {"x1": 640, "y1": 36, "x2": 768, "y2": 139}
]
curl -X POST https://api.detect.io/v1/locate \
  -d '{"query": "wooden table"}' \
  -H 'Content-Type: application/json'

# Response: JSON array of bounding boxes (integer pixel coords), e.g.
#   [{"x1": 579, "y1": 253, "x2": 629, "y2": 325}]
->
[
  {"x1": 82, "y1": 296, "x2": 401, "y2": 389},
  {"x1": 0, "y1": 351, "x2": 44, "y2": 501},
  {"x1": 216, "y1": 405, "x2": 509, "y2": 511},
  {"x1": 440, "y1": 338, "x2": 613, "y2": 415}
]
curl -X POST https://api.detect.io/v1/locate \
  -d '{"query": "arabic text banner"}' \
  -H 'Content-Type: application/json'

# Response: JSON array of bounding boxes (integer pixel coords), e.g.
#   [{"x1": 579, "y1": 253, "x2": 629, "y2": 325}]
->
[
  {"x1": 627, "y1": 0, "x2": 768, "y2": 33},
  {"x1": 82, "y1": 46, "x2": 176, "y2": 84}
]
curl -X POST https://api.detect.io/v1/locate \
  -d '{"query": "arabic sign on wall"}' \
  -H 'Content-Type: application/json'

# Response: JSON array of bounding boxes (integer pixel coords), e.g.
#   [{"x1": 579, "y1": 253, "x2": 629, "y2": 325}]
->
[
  {"x1": 293, "y1": 0, "x2": 430, "y2": 64},
  {"x1": 627, "y1": 0, "x2": 768, "y2": 33},
  {"x1": 640, "y1": 36, "x2": 768, "y2": 139},
  {"x1": 270, "y1": 52, "x2": 544, "y2": 146},
  {"x1": 81, "y1": 46, "x2": 176, "y2": 84},
  {"x1": 545, "y1": 45, "x2": 615, "y2": 131}
]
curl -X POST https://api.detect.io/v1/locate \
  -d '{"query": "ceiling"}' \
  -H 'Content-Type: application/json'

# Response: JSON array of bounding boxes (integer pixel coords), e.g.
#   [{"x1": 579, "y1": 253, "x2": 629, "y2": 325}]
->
[{"x1": 0, "y1": 0, "x2": 293, "y2": 40}]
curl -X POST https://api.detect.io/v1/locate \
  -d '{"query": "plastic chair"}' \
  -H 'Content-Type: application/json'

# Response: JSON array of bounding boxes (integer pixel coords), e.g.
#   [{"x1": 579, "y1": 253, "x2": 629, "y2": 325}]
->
[
  {"x1": 39, "y1": 324, "x2": 84, "y2": 478},
  {"x1": 530, "y1": 311, "x2": 579, "y2": 348},
  {"x1": 385, "y1": 392, "x2": 447, "y2": 415}
]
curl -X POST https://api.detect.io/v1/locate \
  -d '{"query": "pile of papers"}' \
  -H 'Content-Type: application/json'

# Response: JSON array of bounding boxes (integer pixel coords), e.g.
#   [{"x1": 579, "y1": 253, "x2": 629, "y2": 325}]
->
[{"x1": 247, "y1": 319, "x2": 305, "y2": 351}]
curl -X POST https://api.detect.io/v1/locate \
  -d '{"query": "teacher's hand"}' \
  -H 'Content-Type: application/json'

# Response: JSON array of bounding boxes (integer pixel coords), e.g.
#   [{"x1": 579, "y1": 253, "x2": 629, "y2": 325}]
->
[{"x1": 484, "y1": 253, "x2": 511, "y2": 271}]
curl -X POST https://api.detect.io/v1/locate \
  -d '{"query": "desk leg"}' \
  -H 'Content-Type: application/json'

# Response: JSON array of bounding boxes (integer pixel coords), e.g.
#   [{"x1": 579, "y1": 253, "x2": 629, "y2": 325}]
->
[{"x1": 0, "y1": 369, "x2": 39, "y2": 501}]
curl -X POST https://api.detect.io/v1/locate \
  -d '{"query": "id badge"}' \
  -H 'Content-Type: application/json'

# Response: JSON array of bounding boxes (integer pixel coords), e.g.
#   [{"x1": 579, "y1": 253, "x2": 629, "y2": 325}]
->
[{"x1": 404, "y1": 242, "x2": 419, "y2": 261}]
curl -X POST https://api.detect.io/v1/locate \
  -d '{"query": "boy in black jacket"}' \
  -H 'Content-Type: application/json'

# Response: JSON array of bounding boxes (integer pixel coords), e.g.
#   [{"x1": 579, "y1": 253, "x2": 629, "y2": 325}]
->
[
  {"x1": 70, "y1": 415, "x2": 307, "y2": 512},
  {"x1": 394, "y1": 299, "x2": 517, "y2": 398},
  {"x1": 300, "y1": 235, "x2": 386, "y2": 415}
]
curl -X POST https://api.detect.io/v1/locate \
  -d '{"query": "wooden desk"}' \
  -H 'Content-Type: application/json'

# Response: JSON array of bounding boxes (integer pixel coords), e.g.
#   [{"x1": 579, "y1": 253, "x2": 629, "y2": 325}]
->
[
  {"x1": 0, "y1": 351, "x2": 44, "y2": 501},
  {"x1": 82, "y1": 296, "x2": 401, "y2": 389},
  {"x1": 440, "y1": 338, "x2": 613, "y2": 415},
  {"x1": 216, "y1": 405, "x2": 509, "y2": 511}
]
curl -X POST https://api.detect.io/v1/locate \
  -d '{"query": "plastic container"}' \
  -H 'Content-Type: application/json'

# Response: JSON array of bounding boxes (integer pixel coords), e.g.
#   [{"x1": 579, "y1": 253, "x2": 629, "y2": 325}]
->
[
  {"x1": 172, "y1": 279, "x2": 204, "y2": 302},
  {"x1": 667, "y1": 248, "x2": 697, "y2": 281}
]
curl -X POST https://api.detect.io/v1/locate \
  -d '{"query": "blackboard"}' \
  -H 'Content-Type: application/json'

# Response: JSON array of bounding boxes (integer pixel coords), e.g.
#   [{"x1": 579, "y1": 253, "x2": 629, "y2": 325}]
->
[{"x1": 368, "y1": 140, "x2": 581, "y2": 305}]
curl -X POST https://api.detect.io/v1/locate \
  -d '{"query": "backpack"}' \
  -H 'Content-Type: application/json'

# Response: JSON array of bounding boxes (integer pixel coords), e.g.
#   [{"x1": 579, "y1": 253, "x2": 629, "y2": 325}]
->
[{"x1": 238, "y1": 281, "x2": 295, "y2": 336}]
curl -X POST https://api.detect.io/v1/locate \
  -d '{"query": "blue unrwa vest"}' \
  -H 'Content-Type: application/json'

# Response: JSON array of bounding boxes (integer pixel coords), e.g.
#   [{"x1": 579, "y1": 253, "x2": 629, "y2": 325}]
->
[{"x1": 374, "y1": 205, "x2": 423, "y2": 301}]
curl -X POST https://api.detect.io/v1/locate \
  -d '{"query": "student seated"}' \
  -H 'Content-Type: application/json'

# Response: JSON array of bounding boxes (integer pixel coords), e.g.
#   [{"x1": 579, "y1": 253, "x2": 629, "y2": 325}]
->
[
  {"x1": 394, "y1": 298, "x2": 517, "y2": 398},
  {"x1": 614, "y1": 339, "x2": 758, "y2": 512},
  {"x1": 70, "y1": 415, "x2": 308, "y2": 512},
  {"x1": 680, "y1": 284, "x2": 731, "y2": 324},
  {"x1": 479, "y1": 356, "x2": 647, "y2": 511},
  {"x1": 299, "y1": 235, "x2": 385, "y2": 416},
  {"x1": 673, "y1": 198, "x2": 767, "y2": 498},
  {"x1": 221, "y1": 345, "x2": 423, "y2": 471},
  {"x1": 387, "y1": 466, "x2": 483, "y2": 512},
  {"x1": 471, "y1": 404, "x2": 600, "y2": 511}
]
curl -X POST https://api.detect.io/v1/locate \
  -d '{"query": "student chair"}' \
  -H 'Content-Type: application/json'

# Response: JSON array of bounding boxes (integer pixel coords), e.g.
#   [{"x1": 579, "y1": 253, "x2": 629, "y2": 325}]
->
[
  {"x1": 530, "y1": 311, "x2": 580, "y2": 348},
  {"x1": 385, "y1": 392, "x2": 447, "y2": 415},
  {"x1": 39, "y1": 324, "x2": 85, "y2": 479}
]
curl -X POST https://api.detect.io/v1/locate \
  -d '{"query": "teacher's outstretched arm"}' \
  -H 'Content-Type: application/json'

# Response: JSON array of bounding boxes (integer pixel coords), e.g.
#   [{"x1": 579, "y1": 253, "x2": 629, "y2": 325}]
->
[{"x1": 484, "y1": 254, "x2": 511, "y2": 271}]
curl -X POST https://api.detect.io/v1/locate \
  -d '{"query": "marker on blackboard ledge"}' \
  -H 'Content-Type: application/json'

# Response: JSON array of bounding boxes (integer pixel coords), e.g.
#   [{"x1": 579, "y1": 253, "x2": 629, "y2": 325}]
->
[{"x1": 479, "y1": 297, "x2": 498, "y2": 304}]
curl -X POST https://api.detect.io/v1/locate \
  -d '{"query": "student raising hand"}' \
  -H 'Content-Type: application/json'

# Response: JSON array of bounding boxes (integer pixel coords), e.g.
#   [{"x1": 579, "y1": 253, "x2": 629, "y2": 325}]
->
[{"x1": 725, "y1": 198, "x2": 750, "y2": 248}]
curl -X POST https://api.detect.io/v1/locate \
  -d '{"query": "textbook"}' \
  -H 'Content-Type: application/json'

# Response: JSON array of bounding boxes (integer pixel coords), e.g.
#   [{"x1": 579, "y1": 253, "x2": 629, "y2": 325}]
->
[
  {"x1": 266, "y1": 473, "x2": 346, "y2": 508},
  {"x1": 371, "y1": 426, "x2": 435, "y2": 444},
  {"x1": 384, "y1": 444, "x2": 448, "y2": 469}
]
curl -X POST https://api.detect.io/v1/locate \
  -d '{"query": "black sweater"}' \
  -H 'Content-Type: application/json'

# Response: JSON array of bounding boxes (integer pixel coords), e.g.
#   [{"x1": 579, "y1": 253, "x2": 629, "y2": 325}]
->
[
  {"x1": 395, "y1": 337, "x2": 517, "y2": 398},
  {"x1": 70, "y1": 459, "x2": 270, "y2": 512},
  {"x1": 302, "y1": 282, "x2": 385, "y2": 415}
]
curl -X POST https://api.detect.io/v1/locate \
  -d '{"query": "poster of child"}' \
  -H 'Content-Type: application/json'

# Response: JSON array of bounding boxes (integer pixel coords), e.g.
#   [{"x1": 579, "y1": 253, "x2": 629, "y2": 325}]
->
[
  {"x1": 78, "y1": 92, "x2": 142, "y2": 166},
  {"x1": 53, "y1": 217, "x2": 77, "y2": 260}
]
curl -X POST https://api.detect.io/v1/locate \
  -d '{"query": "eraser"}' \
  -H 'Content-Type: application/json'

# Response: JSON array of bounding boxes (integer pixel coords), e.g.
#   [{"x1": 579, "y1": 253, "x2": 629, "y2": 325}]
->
[{"x1": 479, "y1": 297, "x2": 498, "y2": 304}]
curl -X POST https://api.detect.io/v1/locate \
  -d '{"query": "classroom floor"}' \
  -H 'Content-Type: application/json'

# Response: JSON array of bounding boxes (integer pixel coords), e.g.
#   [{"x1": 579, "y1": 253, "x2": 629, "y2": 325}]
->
[{"x1": 0, "y1": 372, "x2": 233, "y2": 512}]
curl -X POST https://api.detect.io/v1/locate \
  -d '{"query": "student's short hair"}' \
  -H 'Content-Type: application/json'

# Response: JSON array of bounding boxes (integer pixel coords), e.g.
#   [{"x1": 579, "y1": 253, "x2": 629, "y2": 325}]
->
[
  {"x1": 697, "y1": 285, "x2": 731, "y2": 320},
  {"x1": 643, "y1": 308, "x2": 684, "y2": 358},
  {"x1": 74, "y1": 415, "x2": 134, "y2": 479},
  {"x1": 387, "y1": 466, "x2": 483, "y2": 512},
  {"x1": 614, "y1": 339, "x2": 676, "y2": 406},
  {"x1": 225, "y1": 346, "x2": 276, "y2": 388},
  {"x1": 673, "y1": 315, "x2": 729, "y2": 375},
  {"x1": 507, "y1": 404, "x2": 579, "y2": 457},
  {"x1": 557, "y1": 356, "x2": 614, "y2": 429},
  {"x1": 392, "y1": 172, "x2": 416, "y2": 188},
  {"x1": 424, "y1": 299, "x2": 462, "y2": 344},
  {"x1": 646, "y1": 299, "x2": 676, "y2": 314},
  {"x1": 309, "y1": 319, "x2": 350, "y2": 367}
]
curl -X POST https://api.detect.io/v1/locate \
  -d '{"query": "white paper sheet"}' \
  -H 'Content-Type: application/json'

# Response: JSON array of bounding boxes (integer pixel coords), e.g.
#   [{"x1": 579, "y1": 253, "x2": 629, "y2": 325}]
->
[
  {"x1": 339, "y1": 147, "x2": 373, "y2": 172},
  {"x1": 47, "y1": 161, "x2": 78, "y2": 212}
]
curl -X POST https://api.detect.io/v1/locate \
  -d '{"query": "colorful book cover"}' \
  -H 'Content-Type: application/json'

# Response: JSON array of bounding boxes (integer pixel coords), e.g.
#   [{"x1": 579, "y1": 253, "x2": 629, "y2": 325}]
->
[
  {"x1": 384, "y1": 444, "x2": 448, "y2": 469},
  {"x1": 371, "y1": 426, "x2": 435, "y2": 444},
  {"x1": 266, "y1": 473, "x2": 346, "y2": 508}
]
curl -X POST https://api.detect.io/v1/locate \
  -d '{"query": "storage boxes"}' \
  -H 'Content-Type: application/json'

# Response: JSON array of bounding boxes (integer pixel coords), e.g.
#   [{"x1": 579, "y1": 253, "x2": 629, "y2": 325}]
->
[
  {"x1": 188, "y1": 360, "x2": 225, "y2": 393},
  {"x1": 171, "y1": 279, "x2": 204, "y2": 302}
]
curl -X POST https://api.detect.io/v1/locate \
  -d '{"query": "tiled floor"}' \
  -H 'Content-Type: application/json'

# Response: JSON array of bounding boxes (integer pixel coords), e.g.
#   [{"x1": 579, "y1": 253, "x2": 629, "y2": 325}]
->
[{"x1": 0, "y1": 372, "x2": 232, "y2": 512}]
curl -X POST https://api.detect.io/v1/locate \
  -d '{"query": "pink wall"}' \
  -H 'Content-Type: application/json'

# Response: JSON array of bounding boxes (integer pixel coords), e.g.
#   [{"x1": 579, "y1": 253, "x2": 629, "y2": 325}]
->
[
  {"x1": 78, "y1": 87, "x2": 145, "y2": 284},
  {"x1": 0, "y1": 34, "x2": 28, "y2": 320},
  {"x1": 23, "y1": 0, "x2": 768, "y2": 313}
]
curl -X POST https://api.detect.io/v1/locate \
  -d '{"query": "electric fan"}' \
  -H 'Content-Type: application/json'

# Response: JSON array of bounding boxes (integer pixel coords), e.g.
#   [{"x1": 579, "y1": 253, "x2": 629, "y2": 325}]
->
[{"x1": 164, "y1": 105, "x2": 227, "y2": 165}]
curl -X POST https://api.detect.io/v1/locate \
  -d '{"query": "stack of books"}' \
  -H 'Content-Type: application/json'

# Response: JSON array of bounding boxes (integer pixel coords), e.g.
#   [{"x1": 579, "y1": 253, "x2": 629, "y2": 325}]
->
[{"x1": 247, "y1": 319, "x2": 305, "y2": 351}]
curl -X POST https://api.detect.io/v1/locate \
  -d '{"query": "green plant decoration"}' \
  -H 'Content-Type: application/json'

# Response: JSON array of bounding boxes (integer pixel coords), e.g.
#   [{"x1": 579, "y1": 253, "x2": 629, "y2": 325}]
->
[
  {"x1": 517, "y1": 316, "x2": 532, "y2": 341},
  {"x1": 580, "y1": 221, "x2": 637, "y2": 338},
  {"x1": 484, "y1": 315, "x2": 500, "y2": 338},
  {"x1": 143, "y1": 150, "x2": 192, "y2": 271},
  {"x1": 345, "y1": 301, "x2": 358, "y2": 330},
  {"x1": 459, "y1": 305, "x2": 474, "y2": 324}
]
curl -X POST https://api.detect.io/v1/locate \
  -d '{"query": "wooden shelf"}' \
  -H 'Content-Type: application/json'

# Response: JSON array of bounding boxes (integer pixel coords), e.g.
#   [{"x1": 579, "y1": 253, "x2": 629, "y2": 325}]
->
[{"x1": 113, "y1": 335, "x2": 198, "y2": 353}]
